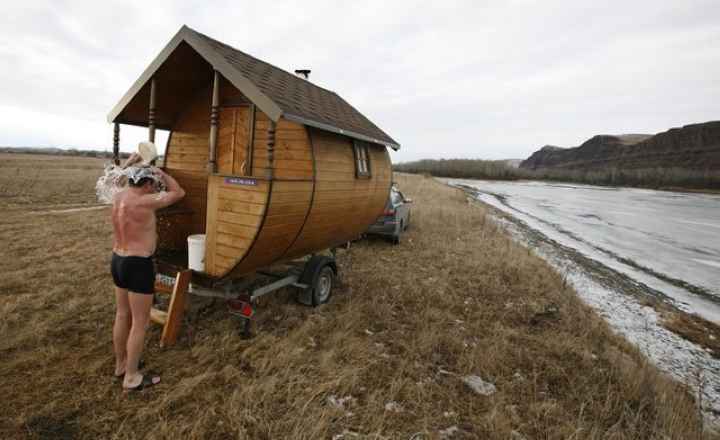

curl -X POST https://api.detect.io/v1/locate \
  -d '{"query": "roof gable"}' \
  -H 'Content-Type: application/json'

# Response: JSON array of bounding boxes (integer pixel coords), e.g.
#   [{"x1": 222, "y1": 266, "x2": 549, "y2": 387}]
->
[{"x1": 108, "y1": 25, "x2": 399, "y2": 150}]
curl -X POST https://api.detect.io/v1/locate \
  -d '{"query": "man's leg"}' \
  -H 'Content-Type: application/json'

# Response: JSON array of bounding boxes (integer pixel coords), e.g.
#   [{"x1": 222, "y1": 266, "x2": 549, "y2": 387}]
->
[
  {"x1": 123, "y1": 291, "x2": 159, "y2": 388},
  {"x1": 113, "y1": 286, "x2": 132, "y2": 376}
]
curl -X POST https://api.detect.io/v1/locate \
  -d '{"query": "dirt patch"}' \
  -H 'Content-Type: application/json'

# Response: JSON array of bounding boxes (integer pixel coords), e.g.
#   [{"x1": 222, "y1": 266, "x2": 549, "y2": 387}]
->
[{"x1": 24, "y1": 413, "x2": 79, "y2": 440}]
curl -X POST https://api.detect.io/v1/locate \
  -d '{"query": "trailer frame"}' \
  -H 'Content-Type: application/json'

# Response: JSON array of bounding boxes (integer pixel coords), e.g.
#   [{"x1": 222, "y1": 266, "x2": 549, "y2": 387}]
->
[{"x1": 153, "y1": 251, "x2": 339, "y2": 342}]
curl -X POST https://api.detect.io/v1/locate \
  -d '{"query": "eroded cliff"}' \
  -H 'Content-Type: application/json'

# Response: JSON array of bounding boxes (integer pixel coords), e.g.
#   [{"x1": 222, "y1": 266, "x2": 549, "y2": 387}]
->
[{"x1": 521, "y1": 121, "x2": 720, "y2": 171}]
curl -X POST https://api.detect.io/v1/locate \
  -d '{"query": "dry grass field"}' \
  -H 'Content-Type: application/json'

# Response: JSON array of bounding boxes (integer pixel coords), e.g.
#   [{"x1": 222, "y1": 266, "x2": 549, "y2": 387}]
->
[{"x1": 0, "y1": 153, "x2": 714, "y2": 439}]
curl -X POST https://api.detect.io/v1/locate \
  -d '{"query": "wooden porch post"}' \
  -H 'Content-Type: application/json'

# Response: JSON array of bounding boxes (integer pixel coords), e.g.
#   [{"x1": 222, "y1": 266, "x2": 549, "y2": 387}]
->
[
  {"x1": 148, "y1": 77, "x2": 157, "y2": 143},
  {"x1": 112, "y1": 123, "x2": 120, "y2": 165},
  {"x1": 208, "y1": 70, "x2": 220, "y2": 173},
  {"x1": 245, "y1": 104, "x2": 256, "y2": 175},
  {"x1": 267, "y1": 120, "x2": 276, "y2": 179}
]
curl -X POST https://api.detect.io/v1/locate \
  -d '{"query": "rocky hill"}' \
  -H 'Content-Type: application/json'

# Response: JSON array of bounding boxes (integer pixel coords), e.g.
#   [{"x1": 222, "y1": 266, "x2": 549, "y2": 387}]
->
[{"x1": 520, "y1": 121, "x2": 720, "y2": 171}]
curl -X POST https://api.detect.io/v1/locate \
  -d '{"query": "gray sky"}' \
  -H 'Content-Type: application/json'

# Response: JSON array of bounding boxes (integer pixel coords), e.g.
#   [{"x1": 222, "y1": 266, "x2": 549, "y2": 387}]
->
[{"x1": 1, "y1": 0, "x2": 719, "y2": 162}]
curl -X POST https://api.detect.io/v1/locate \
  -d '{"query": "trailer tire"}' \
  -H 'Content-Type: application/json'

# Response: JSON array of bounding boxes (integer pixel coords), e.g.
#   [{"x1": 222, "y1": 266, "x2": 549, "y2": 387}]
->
[{"x1": 298, "y1": 256, "x2": 337, "y2": 307}]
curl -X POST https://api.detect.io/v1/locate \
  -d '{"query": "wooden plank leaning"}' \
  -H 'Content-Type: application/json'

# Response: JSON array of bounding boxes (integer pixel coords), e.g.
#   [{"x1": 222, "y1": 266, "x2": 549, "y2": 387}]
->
[{"x1": 159, "y1": 269, "x2": 192, "y2": 347}]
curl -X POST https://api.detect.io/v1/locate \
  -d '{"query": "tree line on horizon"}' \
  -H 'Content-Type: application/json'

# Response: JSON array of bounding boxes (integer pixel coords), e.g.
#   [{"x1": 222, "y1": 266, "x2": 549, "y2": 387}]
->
[
  {"x1": 393, "y1": 158, "x2": 720, "y2": 190},
  {"x1": 0, "y1": 146, "x2": 131, "y2": 159}
]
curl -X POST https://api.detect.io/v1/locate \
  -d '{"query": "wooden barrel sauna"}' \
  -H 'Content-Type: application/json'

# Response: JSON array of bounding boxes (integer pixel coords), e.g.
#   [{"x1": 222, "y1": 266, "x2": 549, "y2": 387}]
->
[
  {"x1": 107, "y1": 26, "x2": 400, "y2": 281},
  {"x1": 157, "y1": 87, "x2": 392, "y2": 279}
]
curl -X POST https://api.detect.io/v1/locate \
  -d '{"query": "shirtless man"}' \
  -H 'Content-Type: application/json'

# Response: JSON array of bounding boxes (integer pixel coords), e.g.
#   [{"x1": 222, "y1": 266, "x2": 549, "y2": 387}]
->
[{"x1": 111, "y1": 153, "x2": 185, "y2": 390}]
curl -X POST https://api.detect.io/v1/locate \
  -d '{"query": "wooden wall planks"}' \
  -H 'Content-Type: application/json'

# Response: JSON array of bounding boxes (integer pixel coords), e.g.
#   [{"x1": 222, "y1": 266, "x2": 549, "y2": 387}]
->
[
  {"x1": 282, "y1": 128, "x2": 391, "y2": 260},
  {"x1": 251, "y1": 112, "x2": 314, "y2": 180},
  {"x1": 216, "y1": 106, "x2": 251, "y2": 176},
  {"x1": 223, "y1": 115, "x2": 315, "y2": 277},
  {"x1": 205, "y1": 176, "x2": 270, "y2": 276},
  {"x1": 161, "y1": 90, "x2": 211, "y2": 247}
]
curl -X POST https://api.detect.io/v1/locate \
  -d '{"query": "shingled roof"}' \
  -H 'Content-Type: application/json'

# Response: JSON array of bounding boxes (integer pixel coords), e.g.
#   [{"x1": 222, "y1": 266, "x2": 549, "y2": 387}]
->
[{"x1": 108, "y1": 25, "x2": 400, "y2": 150}]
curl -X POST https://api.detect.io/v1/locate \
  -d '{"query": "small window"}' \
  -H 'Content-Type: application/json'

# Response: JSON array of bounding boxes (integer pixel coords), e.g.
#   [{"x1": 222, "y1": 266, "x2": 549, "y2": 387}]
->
[
  {"x1": 353, "y1": 140, "x2": 371, "y2": 178},
  {"x1": 390, "y1": 188, "x2": 403, "y2": 206}
]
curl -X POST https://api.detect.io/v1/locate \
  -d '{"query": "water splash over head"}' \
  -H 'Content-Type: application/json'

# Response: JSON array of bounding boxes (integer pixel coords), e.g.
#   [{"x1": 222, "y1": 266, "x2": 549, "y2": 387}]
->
[{"x1": 95, "y1": 163, "x2": 166, "y2": 204}]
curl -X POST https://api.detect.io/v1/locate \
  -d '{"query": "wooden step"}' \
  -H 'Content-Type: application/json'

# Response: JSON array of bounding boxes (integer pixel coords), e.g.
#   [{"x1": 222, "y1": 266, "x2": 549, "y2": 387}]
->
[
  {"x1": 147, "y1": 270, "x2": 192, "y2": 347},
  {"x1": 150, "y1": 308, "x2": 168, "y2": 325},
  {"x1": 154, "y1": 273, "x2": 177, "y2": 295},
  {"x1": 154, "y1": 281, "x2": 174, "y2": 295}
]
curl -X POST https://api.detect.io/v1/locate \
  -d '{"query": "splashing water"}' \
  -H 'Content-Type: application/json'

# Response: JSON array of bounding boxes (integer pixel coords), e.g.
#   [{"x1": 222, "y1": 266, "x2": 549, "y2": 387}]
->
[{"x1": 95, "y1": 163, "x2": 166, "y2": 204}]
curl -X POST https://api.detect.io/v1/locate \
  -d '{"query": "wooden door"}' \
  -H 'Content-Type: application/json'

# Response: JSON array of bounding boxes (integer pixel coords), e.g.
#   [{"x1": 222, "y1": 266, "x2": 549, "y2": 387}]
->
[{"x1": 217, "y1": 106, "x2": 252, "y2": 175}]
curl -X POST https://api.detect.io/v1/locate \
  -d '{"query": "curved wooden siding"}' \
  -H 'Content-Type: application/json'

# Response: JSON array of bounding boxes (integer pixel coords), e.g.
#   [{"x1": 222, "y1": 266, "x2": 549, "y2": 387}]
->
[
  {"x1": 204, "y1": 176, "x2": 270, "y2": 276},
  {"x1": 252, "y1": 113, "x2": 314, "y2": 180},
  {"x1": 282, "y1": 128, "x2": 392, "y2": 260},
  {"x1": 223, "y1": 117, "x2": 315, "y2": 278}
]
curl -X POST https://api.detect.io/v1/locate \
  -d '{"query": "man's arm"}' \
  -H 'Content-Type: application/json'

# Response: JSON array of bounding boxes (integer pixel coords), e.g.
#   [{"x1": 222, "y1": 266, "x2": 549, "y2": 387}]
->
[
  {"x1": 138, "y1": 168, "x2": 186, "y2": 210},
  {"x1": 121, "y1": 152, "x2": 143, "y2": 169}
]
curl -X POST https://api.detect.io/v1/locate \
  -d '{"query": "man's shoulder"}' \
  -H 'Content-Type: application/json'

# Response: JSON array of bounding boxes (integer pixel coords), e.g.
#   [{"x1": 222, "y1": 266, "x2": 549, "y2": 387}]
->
[
  {"x1": 112, "y1": 189, "x2": 128, "y2": 203},
  {"x1": 136, "y1": 191, "x2": 172, "y2": 209}
]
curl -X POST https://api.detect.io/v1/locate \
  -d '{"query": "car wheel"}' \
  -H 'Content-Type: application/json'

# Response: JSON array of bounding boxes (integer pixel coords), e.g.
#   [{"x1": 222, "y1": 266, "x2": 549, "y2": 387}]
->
[{"x1": 393, "y1": 224, "x2": 402, "y2": 245}]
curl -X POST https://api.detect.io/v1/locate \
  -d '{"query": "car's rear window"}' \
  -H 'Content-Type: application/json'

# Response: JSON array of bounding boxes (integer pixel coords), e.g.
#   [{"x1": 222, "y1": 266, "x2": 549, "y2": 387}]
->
[{"x1": 390, "y1": 189, "x2": 403, "y2": 205}]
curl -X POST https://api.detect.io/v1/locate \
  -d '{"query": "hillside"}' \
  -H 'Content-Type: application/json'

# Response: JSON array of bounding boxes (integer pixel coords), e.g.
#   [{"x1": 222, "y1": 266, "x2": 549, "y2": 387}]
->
[{"x1": 521, "y1": 121, "x2": 720, "y2": 171}]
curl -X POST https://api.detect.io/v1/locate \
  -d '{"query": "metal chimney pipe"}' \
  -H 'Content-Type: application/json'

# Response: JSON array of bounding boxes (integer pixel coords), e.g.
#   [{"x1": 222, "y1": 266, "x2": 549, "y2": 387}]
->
[{"x1": 294, "y1": 69, "x2": 311, "y2": 80}]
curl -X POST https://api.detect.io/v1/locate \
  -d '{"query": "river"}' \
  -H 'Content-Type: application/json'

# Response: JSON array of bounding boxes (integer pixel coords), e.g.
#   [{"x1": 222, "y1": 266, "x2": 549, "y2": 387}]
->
[{"x1": 447, "y1": 178, "x2": 720, "y2": 422}]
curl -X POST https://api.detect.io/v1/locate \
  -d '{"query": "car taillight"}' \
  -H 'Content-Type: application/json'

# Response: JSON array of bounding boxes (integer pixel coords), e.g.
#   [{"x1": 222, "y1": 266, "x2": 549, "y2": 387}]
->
[{"x1": 384, "y1": 209, "x2": 396, "y2": 216}]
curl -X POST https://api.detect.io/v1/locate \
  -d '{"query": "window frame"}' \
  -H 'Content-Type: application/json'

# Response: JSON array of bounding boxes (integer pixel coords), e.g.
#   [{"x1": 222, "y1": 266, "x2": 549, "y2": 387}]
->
[{"x1": 352, "y1": 140, "x2": 372, "y2": 179}]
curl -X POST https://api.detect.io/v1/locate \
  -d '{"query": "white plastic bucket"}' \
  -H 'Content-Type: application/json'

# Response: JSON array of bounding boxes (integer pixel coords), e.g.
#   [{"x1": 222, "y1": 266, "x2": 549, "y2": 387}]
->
[{"x1": 187, "y1": 234, "x2": 206, "y2": 271}]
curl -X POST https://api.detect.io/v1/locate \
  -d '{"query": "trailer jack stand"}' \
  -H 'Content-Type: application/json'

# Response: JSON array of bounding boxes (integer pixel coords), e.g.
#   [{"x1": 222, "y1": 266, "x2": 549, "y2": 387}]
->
[
  {"x1": 228, "y1": 298, "x2": 254, "y2": 339},
  {"x1": 240, "y1": 318, "x2": 252, "y2": 339}
]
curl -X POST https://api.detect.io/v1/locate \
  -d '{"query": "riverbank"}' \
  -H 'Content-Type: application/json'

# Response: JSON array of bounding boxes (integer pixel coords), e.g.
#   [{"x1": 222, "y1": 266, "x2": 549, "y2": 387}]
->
[
  {"x1": 0, "y1": 156, "x2": 714, "y2": 438},
  {"x1": 449, "y1": 178, "x2": 720, "y2": 424}
]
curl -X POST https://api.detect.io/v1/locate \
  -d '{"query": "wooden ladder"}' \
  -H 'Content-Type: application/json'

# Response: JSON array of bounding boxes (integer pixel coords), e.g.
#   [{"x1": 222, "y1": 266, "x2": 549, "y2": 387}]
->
[{"x1": 150, "y1": 269, "x2": 191, "y2": 347}]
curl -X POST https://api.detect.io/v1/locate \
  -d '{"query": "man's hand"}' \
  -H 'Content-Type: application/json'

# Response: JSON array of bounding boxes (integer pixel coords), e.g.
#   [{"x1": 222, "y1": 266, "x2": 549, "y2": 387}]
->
[{"x1": 150, "y1": 167, "x2": 169, "y2": 185}]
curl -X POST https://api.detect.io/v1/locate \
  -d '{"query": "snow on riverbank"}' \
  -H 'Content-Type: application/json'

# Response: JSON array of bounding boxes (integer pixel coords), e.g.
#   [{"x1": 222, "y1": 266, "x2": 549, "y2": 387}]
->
[{"x1": 448, "y1": 179, "x2": 720, "y2": 426}]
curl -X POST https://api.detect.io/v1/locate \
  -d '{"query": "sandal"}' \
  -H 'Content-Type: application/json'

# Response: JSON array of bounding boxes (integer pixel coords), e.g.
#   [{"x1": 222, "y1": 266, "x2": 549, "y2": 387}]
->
[
  {"x1": 124, "y1": 371, "x2": 161, "y2": 392},
  {"x1": 113, "y1": 359, "x2": 146, "y2": 381}
]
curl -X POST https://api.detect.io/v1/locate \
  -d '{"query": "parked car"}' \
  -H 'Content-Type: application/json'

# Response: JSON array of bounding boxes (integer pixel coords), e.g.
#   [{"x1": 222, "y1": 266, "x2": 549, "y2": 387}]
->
[{"x1": 367, "y1": 185, "x2": 412, "y2": 244}]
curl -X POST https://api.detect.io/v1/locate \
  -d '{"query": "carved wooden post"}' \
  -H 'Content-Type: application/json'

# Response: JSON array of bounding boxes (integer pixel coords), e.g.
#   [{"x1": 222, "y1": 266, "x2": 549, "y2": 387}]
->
[
  {"x1": 112, "y1": 123, "x2": 120, "y2": 165},
  {"x1": 245, "y1": 104, "x2": 256, "y2": 175},
  {"x1": 208, "y1": 70, "x2": 220, "y2": 173},
  {"x1": 148, "y1": 77, "x2": 157, "y2": 143},
  {"x1": 267, "y1": 120, "x2": 276, "y2": 179}
]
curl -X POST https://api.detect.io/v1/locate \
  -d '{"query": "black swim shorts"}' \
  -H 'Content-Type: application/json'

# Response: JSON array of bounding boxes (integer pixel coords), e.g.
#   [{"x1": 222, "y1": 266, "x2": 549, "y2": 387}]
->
[{"x1": 111, "y1": 253, "x2": 155, "y2": 294}]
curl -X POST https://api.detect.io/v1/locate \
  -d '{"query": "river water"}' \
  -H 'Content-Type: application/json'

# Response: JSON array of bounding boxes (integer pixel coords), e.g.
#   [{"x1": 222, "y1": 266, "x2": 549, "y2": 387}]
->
[
  {"x1": 446, "y1": 179, "x2": 720, "y2": 422},
  {"x1": 451, "y1": 179, "x2": 720, "y2": 322}
]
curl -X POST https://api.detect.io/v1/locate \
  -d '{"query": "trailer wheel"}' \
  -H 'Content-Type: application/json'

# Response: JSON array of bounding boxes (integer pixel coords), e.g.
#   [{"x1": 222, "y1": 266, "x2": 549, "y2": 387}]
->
[
  {"x1": 313, "y1": 266, "x2": 334, "y2": 306},
  {"x1": 298, "y1": 255, "x2": 337, "y2": 307}
]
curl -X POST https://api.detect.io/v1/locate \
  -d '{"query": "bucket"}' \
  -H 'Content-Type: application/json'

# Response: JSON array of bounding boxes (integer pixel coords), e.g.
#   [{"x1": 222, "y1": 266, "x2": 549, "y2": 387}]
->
[
  {"x1": 138, "y1": 141, "x2": 158, "y2": 164},
  {"x1": 187, "y1": 234, "x2": 206, "y2": 271}
]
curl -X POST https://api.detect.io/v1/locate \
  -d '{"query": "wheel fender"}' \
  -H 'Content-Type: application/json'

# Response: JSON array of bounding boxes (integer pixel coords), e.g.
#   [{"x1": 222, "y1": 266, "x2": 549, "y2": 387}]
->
[{"x1": 300, "y1": 255, "x2": 337, "y2": 287}]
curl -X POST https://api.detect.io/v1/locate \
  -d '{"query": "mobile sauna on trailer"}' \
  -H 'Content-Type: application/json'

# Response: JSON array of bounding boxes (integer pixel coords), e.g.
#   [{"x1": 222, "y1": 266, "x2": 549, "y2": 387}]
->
[{"x1": 107, "y1": 26, "x2": 400, "y2": 334}]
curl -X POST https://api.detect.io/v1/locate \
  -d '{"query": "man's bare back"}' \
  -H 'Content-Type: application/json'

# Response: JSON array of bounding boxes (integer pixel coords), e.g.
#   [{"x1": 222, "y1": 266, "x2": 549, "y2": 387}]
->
[{"x1": 111, "y1": 165, "x2": 185, "y2": 257}]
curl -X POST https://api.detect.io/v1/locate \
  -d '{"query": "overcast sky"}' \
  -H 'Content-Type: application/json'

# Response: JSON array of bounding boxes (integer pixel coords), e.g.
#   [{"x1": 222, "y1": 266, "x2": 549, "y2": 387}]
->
[{"x1": 1, "y1": 0, "x2": 719, "y2": 162}]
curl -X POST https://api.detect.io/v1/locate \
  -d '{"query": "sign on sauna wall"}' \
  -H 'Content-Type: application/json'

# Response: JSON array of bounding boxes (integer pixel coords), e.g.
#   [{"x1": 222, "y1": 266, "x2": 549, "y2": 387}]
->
[{"x1": 224, "y1": 177, "x2": 258, "y2": 186}]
